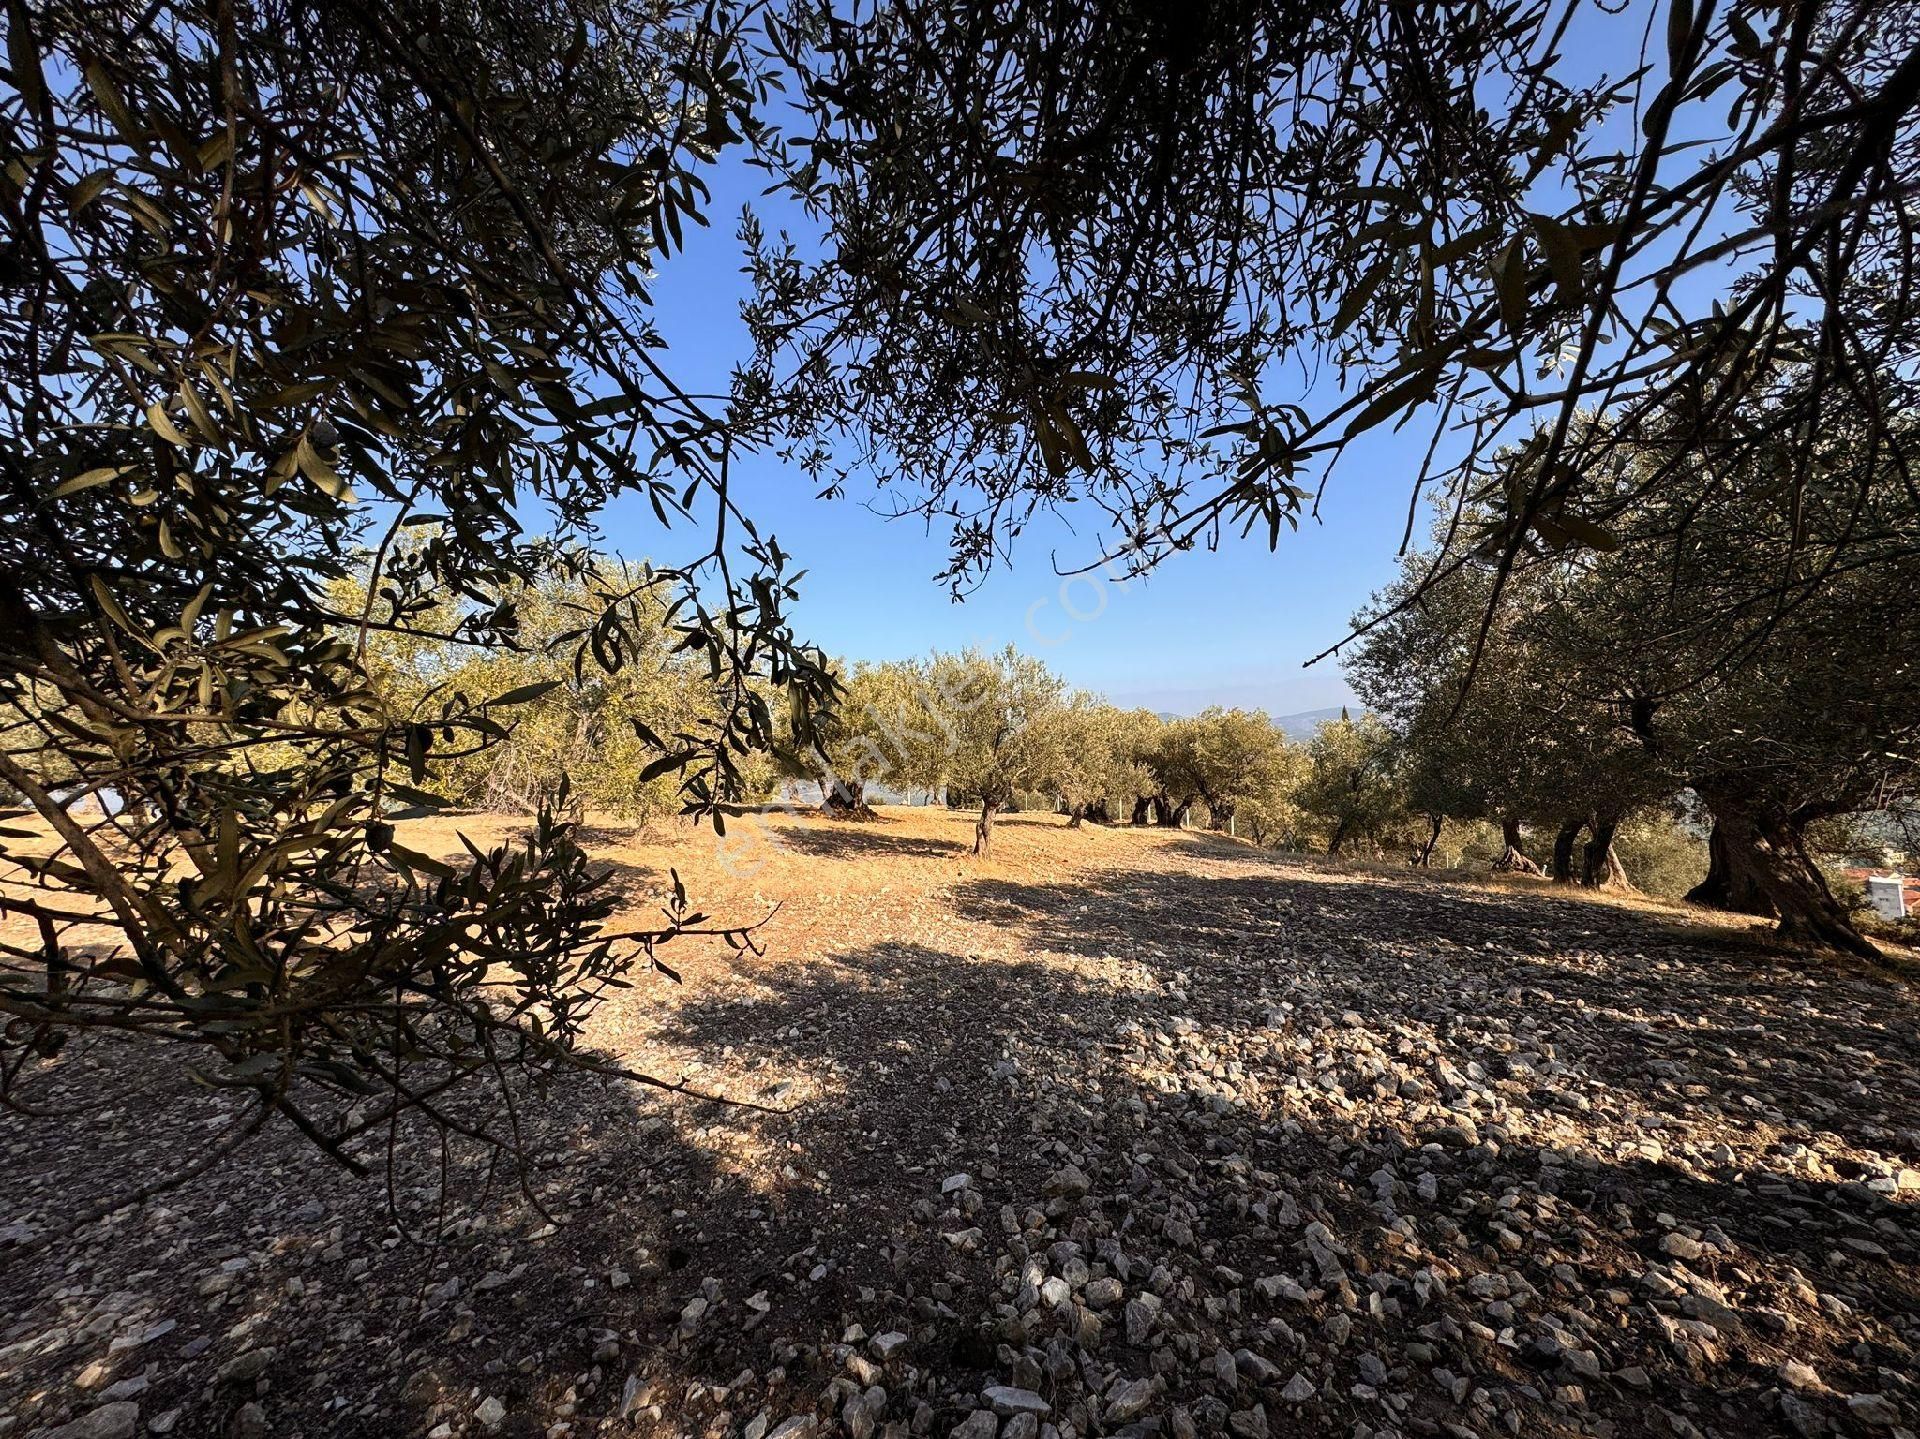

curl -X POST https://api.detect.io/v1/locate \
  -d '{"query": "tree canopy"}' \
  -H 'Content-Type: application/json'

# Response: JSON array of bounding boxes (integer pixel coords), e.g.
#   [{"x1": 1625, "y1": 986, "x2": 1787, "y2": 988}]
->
[
  {"x1": 749, "y1": 0, "x2": 1920, "y2": 608},
  {"x1": 0, "y1": 0, "x2": 830, "y2": 1193},
  {"x1": 1347, "y1": 387, "x2": 1920, "y2": 954},
  {"x1": 922, "y1": 647, "x2": 1067, "y2": 854}
]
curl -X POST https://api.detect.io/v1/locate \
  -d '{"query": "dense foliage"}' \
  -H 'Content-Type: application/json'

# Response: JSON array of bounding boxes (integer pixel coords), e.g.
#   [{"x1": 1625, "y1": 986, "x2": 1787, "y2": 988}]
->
[
  {"x1": 750, "y1": 0, "x2": 1920, "y2": 607},
  {"x1": 791, "y1": 658, "x2": 1399, "y2": 860},
  {"x1": 344, "y1": 564, "x2": 783, "y2": 822},
  {"x1": 1348, "y1": 396, "x2": 1920, "y2": 957},
  {"x1": 0, "y1": 0, "x2": 831, "y2": 1217}
]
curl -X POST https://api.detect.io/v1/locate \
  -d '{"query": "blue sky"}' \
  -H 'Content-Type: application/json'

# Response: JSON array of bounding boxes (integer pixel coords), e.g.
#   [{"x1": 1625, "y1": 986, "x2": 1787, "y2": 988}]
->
[
  {"x1": 602, "y1": 160, "x2": 1406, "y2": 717},
  {"x1": 598, "y1": 9, "x2": 1672, "y2": 717}
]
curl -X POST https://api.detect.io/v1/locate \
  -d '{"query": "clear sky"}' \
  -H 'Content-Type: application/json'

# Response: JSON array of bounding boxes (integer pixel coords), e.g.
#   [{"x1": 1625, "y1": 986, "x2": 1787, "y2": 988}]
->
[
  {"x1": 604, "y1": 0, "x2": 1667, "y2": 722},
  {"x1": 601, "y1": 154, "x2": 1423, "y2": 718}
]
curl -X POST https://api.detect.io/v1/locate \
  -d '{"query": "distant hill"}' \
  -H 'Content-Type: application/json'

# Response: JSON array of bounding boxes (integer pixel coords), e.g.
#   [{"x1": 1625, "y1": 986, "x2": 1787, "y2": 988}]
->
[
  {"x1": 1111, "y1": 678, "x2": 1361, "y2": 724},
  {"x1": 1155, "y1": 705, "x2": 1346, "y2": 738},
  {"x1": 1273, "y1": 705, "x2": 1348, "y2": 740}
]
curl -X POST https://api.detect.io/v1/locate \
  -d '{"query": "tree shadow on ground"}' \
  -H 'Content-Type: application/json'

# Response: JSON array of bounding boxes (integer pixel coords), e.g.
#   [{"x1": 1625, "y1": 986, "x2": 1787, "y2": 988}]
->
[
  {"x1": 773, "y1": 823, "x2": 969, "y2": 862},
  {"x1": 1159, "y1": 833, "x2": 1816, "y2": 956},
  {"x1": 3, "y1": 863, "x2": 1916, "y2": 1439},
  {"x1": 626, "y1": 929, "x2": 1917, "y2": 1438},
  {"x1": 951, "y1": 863, "x2": 1918, "y2": 1153},
  {"x1": 0, "y1": 940, "x2": 1125, "y2": 1438}
]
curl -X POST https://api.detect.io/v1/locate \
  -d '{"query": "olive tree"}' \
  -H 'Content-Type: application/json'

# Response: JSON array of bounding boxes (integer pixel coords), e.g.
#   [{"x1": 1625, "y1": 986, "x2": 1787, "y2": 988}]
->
[
  {"x1": 1564, "y1": 407, "x2": 1920, "y2": 956},
  {"x1": 1155, "y1": 709, "x2": 1297, "y2": 836},
  {"x1": 787, "y1": 659, "x2": 941, "y2": 814},
  {"x1": 923, "y1": 647, "x2": 1067, "y2": 855},
  {"x1": 1355, "y1": 392, "x2": 1920, "y2": 954},
  {"x1": 1351, "y1": 548, "x2": 1675, "y2": 885},
  {"x1": 1296, "y1": 714, "x2": 1410, "y2": 856},
  {"x1": 1069, "y1": 706, "x2": 1170, "y2": 827},
  {"x1": 1049, "y1": 696, "x2": 1144, "y2": 827},
  {"x1": 0, "y1": 0, "x2": 834, "y2": 1226},
  {"x1": 750, "y1": 0, "x2": 1920, "y2": 624},
  {"x1": 344, "y1": 563, "x2": 758, "y2": 823}
]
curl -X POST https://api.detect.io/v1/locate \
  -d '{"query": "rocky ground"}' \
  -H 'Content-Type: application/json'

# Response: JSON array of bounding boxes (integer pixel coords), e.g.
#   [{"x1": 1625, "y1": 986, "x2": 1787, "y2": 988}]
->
[{"x1": 1, "y1": 808, "x2": 1916, "y2": 1439}]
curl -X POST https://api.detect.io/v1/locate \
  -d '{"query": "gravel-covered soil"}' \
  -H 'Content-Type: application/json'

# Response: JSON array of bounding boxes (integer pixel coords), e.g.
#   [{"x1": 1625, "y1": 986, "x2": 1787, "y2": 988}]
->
[{"x1": 2, "y1": 807, "x2": 1916, "y2": 1439}]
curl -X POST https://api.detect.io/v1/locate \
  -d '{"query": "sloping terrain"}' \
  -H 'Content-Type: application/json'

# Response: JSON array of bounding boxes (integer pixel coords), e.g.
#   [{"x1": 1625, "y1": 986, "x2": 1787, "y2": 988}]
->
[{"x1": 2, "y1": 808, "x2": 1916, "y2": 1439}]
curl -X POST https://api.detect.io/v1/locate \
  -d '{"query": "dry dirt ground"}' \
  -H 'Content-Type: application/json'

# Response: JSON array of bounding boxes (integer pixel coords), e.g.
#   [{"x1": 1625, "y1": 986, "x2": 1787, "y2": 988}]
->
[{"x1": 2, "y1": 807, "x2": 1917, "y2": 1439}]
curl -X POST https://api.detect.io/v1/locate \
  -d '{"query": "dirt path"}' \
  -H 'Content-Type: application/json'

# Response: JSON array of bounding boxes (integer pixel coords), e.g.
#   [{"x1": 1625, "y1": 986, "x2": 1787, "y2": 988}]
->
[{"x1": 2, "y1": 808, "x2": 1916, "y2": 1439}]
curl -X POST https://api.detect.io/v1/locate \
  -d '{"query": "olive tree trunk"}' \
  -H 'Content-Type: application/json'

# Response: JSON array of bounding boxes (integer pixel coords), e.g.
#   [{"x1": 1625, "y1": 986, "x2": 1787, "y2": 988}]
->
[
  {"x1": 1327, "y1": 813, "x2": 1351, "y2": 856},
  {"x1": 1550, "y1": 818, "x2": 1582, "y2": 883},
  {"x1": 1684, "y1": 821, "x2": 1776, "y2": 915},
  {"x1": 1491, "y1": 815, "x2": 1542, "y2": 875},
  {"x1": 974, "y1": 798, "x2": 1001, "y2": 854},
  {"x1": 1412, "y1": 812, "x2": 1443, "y2": 867},
  {"x1": 1580, "y1": 812, "x2": 1633, "y2": 889},
  {"x1": 1149, "y1": 795, "x2": 1189, "y2": 827},
  {"x1": 1695, "y1": 792, "x2": 1879, "y2": 959},
  {"x1": 822, "y1": 776, "x2": 874, "y2": 818}
]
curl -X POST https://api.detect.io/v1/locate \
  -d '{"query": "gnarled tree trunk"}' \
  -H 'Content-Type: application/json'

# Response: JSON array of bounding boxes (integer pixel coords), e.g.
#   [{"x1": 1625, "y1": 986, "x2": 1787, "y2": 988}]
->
[
  {"x1": 1150, "y1": 795, "x2": 1189, "y2": 827},
  {"x1": 1327, "y1": 814, "x2": 1351, "y2": 856},
  {"x1": 1412, "y1": 812, "x2": 1443, "y2": 867},
  {"x1": 1580, "y1": 812, "x2": 1633, "y2": 890},
  {"x1": 1695, "y1": 791, "x2": 1879, "y2": 959},
  {"x1": 1685, "y1": 820, "x2": 1775, "y2": 915},
  {"x1": 821, "y1": 776, "x2": 874, "y2": 818},
  {"x1": 1550, "y1": 818, "x2": 1582, "y2": 883},
  {"x1": 973, "y1": 797, "x2": 1001, "y2": 854},
  {"x1": 1130, "y1": 795, "x2": 1153, "y2": 826},
  {"x1": 1592, "y1": 844, "x2": 1632, "y2": 888},
  {"x1": 1491, "y1": 815, "x2": 1542, "y2": 875}
]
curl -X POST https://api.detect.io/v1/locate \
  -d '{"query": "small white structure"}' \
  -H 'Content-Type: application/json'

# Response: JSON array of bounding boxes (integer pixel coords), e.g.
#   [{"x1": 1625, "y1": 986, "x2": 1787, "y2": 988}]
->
[{"x1": 1865, "y1": 875, "x2": 1908, "y2": 921}]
